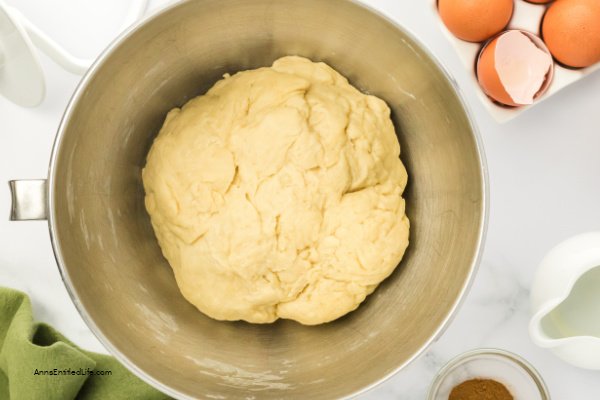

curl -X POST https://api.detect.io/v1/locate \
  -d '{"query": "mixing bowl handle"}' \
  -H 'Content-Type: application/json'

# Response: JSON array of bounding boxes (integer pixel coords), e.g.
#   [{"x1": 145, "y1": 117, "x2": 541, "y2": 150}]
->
[{"x1": 8, "y1": 179, "x2": 47, "y2": 221}]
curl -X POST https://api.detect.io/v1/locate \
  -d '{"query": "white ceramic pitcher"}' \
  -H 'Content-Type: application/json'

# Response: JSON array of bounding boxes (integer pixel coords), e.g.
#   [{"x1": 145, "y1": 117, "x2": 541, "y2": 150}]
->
[{"x1": 529, "y1": 232, "x2": 600, "y2": 370}]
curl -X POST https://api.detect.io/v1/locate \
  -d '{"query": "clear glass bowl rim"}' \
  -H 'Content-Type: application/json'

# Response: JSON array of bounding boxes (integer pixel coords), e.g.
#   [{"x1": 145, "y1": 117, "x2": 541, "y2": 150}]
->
[{"x1": 427, "y1": 348, "x2": 551, "y2": 400}]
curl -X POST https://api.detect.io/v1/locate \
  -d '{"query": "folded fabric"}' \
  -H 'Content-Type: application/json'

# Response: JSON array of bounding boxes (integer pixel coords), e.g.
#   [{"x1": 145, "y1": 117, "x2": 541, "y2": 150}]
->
[{"x1": 0, "y1": 287, "x2": 171, "y2": 400}]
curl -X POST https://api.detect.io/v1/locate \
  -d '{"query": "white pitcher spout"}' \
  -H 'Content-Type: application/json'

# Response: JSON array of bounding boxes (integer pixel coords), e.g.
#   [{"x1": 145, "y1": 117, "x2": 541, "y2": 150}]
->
[{"x1": 529, "y1": 302, "x2": 563, "y2": 348}]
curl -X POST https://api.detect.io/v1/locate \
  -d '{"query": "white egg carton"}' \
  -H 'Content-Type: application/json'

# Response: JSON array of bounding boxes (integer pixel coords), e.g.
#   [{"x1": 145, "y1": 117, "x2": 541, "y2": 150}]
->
[{"x1": 430, "y1": 0, "x2": 600, "y2": 123}]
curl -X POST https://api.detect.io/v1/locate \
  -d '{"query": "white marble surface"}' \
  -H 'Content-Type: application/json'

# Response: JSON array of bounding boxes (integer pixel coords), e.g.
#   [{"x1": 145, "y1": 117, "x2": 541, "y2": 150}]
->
[{"x1": 1, "y1": 0, "x2": 599, "y2": 398}]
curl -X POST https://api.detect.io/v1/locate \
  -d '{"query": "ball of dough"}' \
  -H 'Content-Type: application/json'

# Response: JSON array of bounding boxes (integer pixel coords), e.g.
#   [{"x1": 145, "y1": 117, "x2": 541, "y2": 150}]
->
[{"x1": 142, "y1": 56, "x2": 410, "y2": 325}]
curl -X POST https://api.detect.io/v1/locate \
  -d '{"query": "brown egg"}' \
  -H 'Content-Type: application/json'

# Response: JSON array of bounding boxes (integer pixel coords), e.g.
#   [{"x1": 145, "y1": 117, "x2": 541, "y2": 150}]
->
[
  {"x1": 438, "y1": 0, "x2": 514, "y2": 42},
  {"x1": 526, "y1": 0, "x2": 553, "y2": 4},
  {"x1": 542, "y1": 0, "x2": 600, "y2": 67},
  {"x1": 477, "y1": 31, "x2": 553, "y2": 107}
]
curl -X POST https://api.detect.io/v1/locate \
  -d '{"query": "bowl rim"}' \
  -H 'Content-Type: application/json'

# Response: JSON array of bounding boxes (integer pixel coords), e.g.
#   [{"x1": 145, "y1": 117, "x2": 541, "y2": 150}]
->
[
  {"x1": 45, "y1": 0, "x2": 490, "y2": 399},
  {"x1": 426, "y1": 348, "x2": 551, "y2": 400}
]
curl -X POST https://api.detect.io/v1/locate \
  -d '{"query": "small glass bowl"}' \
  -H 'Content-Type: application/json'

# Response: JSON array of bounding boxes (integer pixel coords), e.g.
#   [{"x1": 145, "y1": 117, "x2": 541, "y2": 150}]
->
[{"x1": 427, "y1": 349, "x2": 550, "y2": 400}]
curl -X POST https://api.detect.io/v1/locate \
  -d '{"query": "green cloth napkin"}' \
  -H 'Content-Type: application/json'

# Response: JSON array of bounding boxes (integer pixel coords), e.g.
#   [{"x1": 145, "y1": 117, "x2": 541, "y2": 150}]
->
[{"x1": 0, "y1": 287, "x2": 171, "y2": 400}]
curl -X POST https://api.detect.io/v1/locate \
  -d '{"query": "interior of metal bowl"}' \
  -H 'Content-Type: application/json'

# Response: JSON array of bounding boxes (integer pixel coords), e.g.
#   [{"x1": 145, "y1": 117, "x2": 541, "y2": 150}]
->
[{"x1": 48, "y1": 0, "x2": 486, "y2": 398}]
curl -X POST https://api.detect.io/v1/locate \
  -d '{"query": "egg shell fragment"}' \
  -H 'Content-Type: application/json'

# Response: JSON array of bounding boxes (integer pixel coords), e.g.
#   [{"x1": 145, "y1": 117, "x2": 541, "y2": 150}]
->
[{"x1": 477, "y1": 31, "x2": 552, "y2": 106}]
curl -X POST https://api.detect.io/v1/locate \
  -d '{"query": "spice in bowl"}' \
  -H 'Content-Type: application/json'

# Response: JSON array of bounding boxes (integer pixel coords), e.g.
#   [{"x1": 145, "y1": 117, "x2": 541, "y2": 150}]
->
[
  {"x1": 449, "y1": 378, "x2": 513, "y2": 400},
  {"x1": 427, "y1": 349, "x2": 549, "y2": 400}
]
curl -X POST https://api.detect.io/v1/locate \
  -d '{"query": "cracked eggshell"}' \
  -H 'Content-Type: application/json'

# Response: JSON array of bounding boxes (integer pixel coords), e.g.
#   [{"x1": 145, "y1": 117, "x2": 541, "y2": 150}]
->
[
  {"x1": 477, "y1": 30, "x2": 553, "y2": 107},
  {"x1": 477, "y1": 36, "x2": 517, "y2": 106}
]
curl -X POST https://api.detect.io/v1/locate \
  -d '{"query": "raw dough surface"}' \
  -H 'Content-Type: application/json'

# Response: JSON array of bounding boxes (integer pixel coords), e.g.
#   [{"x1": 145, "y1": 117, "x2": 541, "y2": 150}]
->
[{"x1": 142, "y1": 56, "x2": 409, "y2": 325}]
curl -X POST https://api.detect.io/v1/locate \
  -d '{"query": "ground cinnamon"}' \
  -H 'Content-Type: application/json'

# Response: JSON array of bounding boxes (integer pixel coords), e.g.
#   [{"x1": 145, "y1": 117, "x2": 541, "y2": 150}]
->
[{"x1": 449, "y1": 378, "x2": 514, "y2": 400}]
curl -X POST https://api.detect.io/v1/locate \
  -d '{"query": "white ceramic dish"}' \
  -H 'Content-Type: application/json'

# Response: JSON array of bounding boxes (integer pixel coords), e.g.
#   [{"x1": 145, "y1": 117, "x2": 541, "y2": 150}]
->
[{"x1": 430, "y1": 0, "x2": 600, "y2": 123}]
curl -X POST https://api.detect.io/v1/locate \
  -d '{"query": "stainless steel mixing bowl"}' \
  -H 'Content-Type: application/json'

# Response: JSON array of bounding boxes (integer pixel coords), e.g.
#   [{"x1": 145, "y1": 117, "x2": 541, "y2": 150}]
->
[{"x1": 10, "y1": 0, "x2": 488, "y2": 398}]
